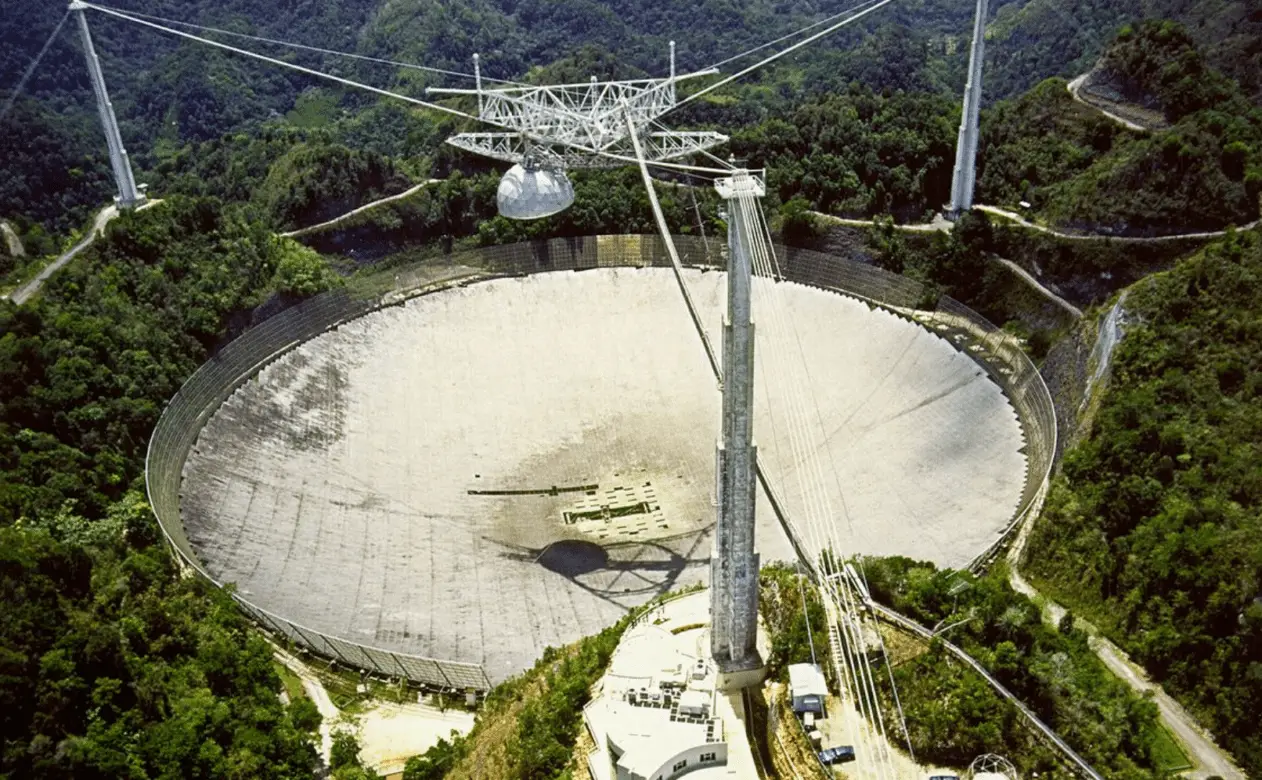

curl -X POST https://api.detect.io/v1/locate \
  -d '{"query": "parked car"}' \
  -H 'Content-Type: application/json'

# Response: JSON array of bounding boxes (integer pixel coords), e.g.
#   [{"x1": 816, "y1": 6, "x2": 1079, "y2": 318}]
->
[
  {"x1": 928, "y1": 775, "x2": 960, "y2": 780},
  {"x1": 819, "y1": 746, "x2": 856, "y2": 765}
]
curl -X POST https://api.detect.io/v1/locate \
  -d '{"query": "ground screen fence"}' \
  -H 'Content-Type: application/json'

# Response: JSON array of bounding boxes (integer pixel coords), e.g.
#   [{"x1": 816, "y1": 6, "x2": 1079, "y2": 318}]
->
[{"x1": 146, "y1": 234, "x2": 1056, "y2": 690}]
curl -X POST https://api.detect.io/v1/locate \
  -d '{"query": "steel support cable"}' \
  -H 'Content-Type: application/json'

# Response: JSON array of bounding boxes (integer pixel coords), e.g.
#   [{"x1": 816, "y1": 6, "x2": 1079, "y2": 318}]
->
[
  {"x1": 80, "y1": 3, "x2": 477, "y2": 121},
  {"x1": 751, "y1": 201, "x2": 915, "y2": 760},
  {"x1": 1, "y1": 10, "x2": 70, "y2": 122},
  {"x1": 77, "y1": 3, "x2": 526, "y2": 85},
  {"x1": 707, "y1": 0, "x2": 883, "y2": 71},
  {"x1": 747, "y1": 204, "x2": 908, "y2": 772},
  {"x1": 747, "y1": 226, "x2": 891, "y2": 780},
  {"x1": 630, "y1": 138, "x2": 882, "y2": 776},
  {"x1": 623, "y1": 106, "x2": 721, "y2": 379},
  {"x1": 741, "y1": 210, "x2": 880, "y2": 780},
  {"x1": 740, "y1": 194, "x2": 900, "y2": 780},
  {"x1": 749, "y1": 230, "x2": 900, "y2": 780},
  {"x1": 736, "y1": 192, "x2": 889, "y2": 780},
  {"x1": 672, "y1": 0, "x2": 900, "y2": 111}
]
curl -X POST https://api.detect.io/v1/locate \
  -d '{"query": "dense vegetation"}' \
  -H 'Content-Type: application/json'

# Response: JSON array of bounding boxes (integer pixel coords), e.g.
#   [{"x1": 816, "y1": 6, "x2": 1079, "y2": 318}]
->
[
  {"x1": 729, "y1": 87, "x2": 957, "y2": 222},
  {"x1": 1036, "y1": 23, "x2": 1262, "y2": 234},
  {"x1": 864, "y1": 558, "x2": 1175, "y2": 778},
  {"x1": 759, "y1": 563, "x2": 832, "y2": 682},
  {"x1": 5, "y1": 0, "x2": 1259, "y2": 239},
  {"x1": 1026, "y1": 228, "x2": 1262, "y2": 776},
  {"x1": 0, "y1": 199, "x2": 341, "y2": 776},
  {"x1": 986, "y1": 0, "x2": 1262, "y2": 105},
  {"x1": 1, "y1": 499, "x2": 321, "y2": 778},
  {"x1": 153, "y1": 128, "x2": 417, "y2": 231},
  {"x1": 401, "y1": 610, "x2": 637, "y2": 780},
  {"x1": 0, "y1": 198, "x2": 339, "y2": 521}
]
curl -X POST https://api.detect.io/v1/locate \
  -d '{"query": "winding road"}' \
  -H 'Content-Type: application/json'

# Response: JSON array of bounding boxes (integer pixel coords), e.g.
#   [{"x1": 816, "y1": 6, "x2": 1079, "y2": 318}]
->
[
  {"x1": 1007, "y1": 515, "x2": 1245, "y2": 779},
  {"x1": 1067, "y1": 73, "x2": 1149, "y2": 133},
  {"x1": 5, "y1": 205, "x2": 119, "y2": 305},
  {"x1": 810, "y1": 210, "x2": 1083, "y2": 318},
  {"x1": 974, "y1": 204, "x2": 1260, "y2": 243},
  {"x1": 280, "y1": 179, "x2": 443, "y2": 239}
]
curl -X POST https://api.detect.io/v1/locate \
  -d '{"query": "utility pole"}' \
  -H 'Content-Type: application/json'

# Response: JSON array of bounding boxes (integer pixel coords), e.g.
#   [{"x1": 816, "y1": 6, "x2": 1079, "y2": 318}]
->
[
  {"x1": 70, "y1": 0, "x2": 145, "y2": 208},
  {"x1": 710, "y1": 171, "x2": 762, "y2": 674},
  {"x1": 948, "y1": 0, "x2": 988, "y2": 216}
]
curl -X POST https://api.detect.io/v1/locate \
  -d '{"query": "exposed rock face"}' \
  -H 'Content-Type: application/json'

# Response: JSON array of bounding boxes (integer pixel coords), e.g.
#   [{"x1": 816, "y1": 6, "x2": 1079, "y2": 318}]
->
[{"x1": 0, "y1": 221, "x2": 24, "y2": 258}]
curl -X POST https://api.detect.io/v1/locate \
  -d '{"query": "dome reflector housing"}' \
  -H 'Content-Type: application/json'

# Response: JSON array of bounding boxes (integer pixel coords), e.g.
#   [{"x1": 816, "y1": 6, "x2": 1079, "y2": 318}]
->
[{"x1": 497, "y1": 164, "x2": 575, "y2": 220}]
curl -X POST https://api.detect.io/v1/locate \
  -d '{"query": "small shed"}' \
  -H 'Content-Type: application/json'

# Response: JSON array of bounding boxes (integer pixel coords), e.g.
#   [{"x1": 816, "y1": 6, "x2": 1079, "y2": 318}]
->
[{"x1": 788, "y1": 663, "x2": 828, "y2": 716}]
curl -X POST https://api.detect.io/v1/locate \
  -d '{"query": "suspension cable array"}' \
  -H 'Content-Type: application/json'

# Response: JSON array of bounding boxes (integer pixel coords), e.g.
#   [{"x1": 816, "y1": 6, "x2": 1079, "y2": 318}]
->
[
  {"x1": 83, "y1": 6, "x2": 525, "y2": 85},
  {"x1": 78, "y1": 2, "x2": 479, "y2": 121},
  {"x1": 736, "y1": 188, "x2": 905, "y2": 780},
  {"x1": 627, "y1": 118, "x2": 913, "y2": 778}
]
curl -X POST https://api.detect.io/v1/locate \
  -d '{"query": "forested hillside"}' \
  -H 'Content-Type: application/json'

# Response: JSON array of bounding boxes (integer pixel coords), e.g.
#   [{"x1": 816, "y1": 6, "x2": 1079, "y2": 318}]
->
[
  {"x1": 0, "y1": 199, "x2": 343, "y2": 775},
  {"x1": 987, "y1": 0, "x2": 1262, "y2": 103},
  {"x1": 1034, "y1": 22, "x2": 1262, "y2": 234},
  {"x1": 4, "y1": 0, "x2": 1260, "y2": 237},
  {"x1": 1026, "y1": 228, "x2": 1262, "y2": 776}
]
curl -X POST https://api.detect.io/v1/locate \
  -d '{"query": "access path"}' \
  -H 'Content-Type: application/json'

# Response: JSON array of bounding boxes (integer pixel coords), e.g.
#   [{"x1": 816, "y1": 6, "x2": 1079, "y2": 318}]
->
[
  {"x1": 1006, "y1": 518, "x2": 1245, "y2": 780},
  {"x1": 5, "y1": 204, "x2": 118, "y2": 304},
  {"x1": 280, "y1": 179, "x2": 444, "y2": 239},
  {"x1": 1066, "y1": 73, "x2": 1149, "y2": 133},
  {"x1": 809, "y1": 210, "x2": 1083, "y2": 318}
]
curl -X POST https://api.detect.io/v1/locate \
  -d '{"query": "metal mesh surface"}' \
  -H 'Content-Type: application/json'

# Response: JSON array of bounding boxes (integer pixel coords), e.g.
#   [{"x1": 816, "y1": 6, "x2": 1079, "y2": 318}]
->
[{"x1": 146, "y1": 234, "x2": 1055, "y2": 689}]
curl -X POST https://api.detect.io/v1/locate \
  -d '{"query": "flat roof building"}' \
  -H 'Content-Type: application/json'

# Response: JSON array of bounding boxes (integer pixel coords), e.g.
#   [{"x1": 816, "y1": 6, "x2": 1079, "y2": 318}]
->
[
  {"x1": 583, "y1": 591, "x2": 761, "y2": 780},
  {"x1": 788, "y1": 663, "x2": 828, "y2": 716}
]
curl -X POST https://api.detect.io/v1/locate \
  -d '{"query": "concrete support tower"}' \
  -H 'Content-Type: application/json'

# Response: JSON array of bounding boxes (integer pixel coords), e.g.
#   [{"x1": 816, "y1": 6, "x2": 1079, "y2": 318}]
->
[
  {"x1": 70, "y1": 1, "x2": 145, "y2": 208},
  {"x1": 948, "y1": 0, "x2": 989, "y2": 215},
  {"x1": 710, "y1": 171, "x2": 763, "y2": 672}
]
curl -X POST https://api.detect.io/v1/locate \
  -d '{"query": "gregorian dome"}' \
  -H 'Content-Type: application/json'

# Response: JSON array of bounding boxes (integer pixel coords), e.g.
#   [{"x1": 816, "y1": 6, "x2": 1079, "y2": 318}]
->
[{"x1": 496, "y1": 163, "x2": 575, "y2": 220}]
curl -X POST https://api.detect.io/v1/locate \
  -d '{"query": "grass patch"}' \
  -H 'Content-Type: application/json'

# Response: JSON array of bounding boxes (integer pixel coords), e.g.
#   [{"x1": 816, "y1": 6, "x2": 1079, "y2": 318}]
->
[
  {"x1": 275, "y1": 662, "x2": 309, "y2": 703},
  {"x1": 1149, "y1": 726, "x2": 1193, "y2": 773}
]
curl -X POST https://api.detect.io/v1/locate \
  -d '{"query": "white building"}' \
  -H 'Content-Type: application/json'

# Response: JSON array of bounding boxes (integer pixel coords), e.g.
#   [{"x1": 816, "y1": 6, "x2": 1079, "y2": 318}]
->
[
  {"x1": 787, "y1": 663, "x2": 828, "y2": 716},
  {"x1": 582, "y1": 591, "x2": 761, "y2": 780}
]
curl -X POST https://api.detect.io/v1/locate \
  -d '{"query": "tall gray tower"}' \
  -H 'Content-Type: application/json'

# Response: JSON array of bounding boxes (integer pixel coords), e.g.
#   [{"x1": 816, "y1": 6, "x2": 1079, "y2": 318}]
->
[
  {"x1": 70, "y1": 1, "x2": 145, "y2": 208},
  {"x1": 948, "y1": 0, "x2": 989, "y2": 215},
  {"x1": 710, "y1": 171, "x2": 763, "y2": 671}
]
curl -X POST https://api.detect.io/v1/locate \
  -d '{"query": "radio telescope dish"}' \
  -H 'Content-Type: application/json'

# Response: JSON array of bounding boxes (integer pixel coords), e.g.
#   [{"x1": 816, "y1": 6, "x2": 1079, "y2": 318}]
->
[{"x1": 497, "y1": 163, "x2": 575, "y2": 220}]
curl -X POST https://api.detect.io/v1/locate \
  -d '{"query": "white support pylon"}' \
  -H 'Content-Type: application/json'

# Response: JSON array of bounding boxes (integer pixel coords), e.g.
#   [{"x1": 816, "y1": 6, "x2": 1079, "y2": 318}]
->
[
  {"x1": 70, "y1": 1, "x2": 145, "y2": 208},
  {"x1": 948, "y1": 0, "x2": 988, "y2": 216},
  {"x1": 710, "y1": 171, "x2": 764, "y2": 673}
]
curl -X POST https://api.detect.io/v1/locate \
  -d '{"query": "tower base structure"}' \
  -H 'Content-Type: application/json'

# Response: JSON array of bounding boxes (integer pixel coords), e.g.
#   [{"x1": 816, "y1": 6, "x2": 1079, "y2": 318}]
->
[{"x1": 709, "y1": 170, "x2": 766, "y2": 689}]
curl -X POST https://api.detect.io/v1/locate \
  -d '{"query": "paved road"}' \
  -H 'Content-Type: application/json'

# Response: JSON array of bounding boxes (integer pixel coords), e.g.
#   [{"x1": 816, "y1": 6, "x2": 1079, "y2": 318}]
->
[
  {"x1": 273, "y1": 645, "x2": 338, "y2": 767},
  {"x1": 282, "y1": 179, "x2": 443, "y2": 239},
  {"x1": 975, "y1": 204, "x2": 1261, "y2": 243},
  {"x1": 6, "y1": 201, "x2": 170, "y2": 305},
  {"x1": 1007, "y1": 517, "x2": 1245, "y2": 779},
  {"x1": 811, "y1": 210, "x2": 952, "y2": 234},
  {"x1": 810, "y1": 210, "x2": 1082, "y2": 318},
  {"x1": 1067, "y1": 73, "x2": 1149, "y2": 133},
  {"x1": 7, "y1": 205, "x2": 119, "y2": 305}
]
